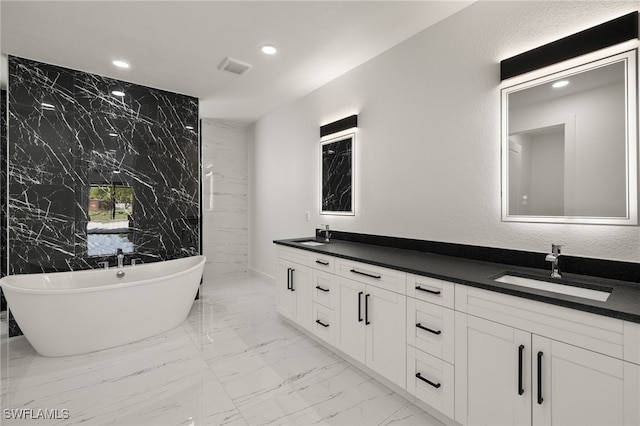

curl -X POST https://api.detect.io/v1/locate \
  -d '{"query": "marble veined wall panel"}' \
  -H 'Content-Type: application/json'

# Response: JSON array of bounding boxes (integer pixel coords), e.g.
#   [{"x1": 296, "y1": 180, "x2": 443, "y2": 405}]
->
[
  {"x1": 201, "y1": 119, "x2": 248, "y2": 280},
  {"x1": 6, "y1": 57, "x2": 200, "y2": 334},
  {"x1": 1, "y1": 89, "x2": 7, "y2": 310}
]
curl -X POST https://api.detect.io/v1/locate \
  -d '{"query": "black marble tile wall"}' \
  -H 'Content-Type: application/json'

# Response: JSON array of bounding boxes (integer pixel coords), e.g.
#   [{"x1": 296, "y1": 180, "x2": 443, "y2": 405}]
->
[
  {"x1": 6, "y1": 57, "x2": 200, "y2": 335},
  {"x1": 1, "y1": 89, "x2": 7, "y2": 311},
  {"x1": 321, "y1": 135, "x2": 353, "y2": 213}
]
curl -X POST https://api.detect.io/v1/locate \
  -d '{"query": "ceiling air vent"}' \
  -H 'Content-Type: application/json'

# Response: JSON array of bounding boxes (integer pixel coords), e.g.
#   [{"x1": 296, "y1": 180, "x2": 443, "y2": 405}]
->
[{"x1": 218, "y1": 57, "x2": 253, "y2": 75}]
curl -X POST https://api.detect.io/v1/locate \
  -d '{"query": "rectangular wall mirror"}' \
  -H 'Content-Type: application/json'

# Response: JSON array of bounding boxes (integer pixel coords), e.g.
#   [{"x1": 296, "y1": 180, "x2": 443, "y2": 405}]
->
[
  {"x1": 320, "y1": 132, "x2": 355, "y2": 215},
  {"x1": 501, "y1": 48, "x2": 638, "y2": 225}
]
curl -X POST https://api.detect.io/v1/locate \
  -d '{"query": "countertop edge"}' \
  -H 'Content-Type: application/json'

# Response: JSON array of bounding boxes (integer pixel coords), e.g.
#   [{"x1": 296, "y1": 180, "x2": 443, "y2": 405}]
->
[{"x1": 274, "y1": 238, "x2": 640, "y2": 324}]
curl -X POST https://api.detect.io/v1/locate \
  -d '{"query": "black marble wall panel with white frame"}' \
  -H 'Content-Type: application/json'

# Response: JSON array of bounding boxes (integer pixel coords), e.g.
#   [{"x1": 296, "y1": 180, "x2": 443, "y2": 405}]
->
[
  {"x1": 6, "y1": 57, "x2": 200, "y2": 336},
  {"x1": 1, "y1": 89, "x2": 7, "y2": 311},
  {"x1": 321, "y1": 133, "x2": 354, "y2": 214}
]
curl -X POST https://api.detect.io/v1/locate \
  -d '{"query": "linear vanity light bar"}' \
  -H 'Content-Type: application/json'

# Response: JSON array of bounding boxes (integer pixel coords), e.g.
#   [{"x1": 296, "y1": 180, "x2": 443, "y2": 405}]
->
[
  {"x1": 500, "y1": 11, "x2": 638, "y2": 80},
  {"x1": 320, "y1": 114, "x2": 358, "y2": 138}
]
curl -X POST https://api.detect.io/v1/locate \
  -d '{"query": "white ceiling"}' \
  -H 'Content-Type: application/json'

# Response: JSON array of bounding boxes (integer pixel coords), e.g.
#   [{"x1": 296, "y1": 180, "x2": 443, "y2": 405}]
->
[{"x1": 1, "y1": 1, "x2": 473, "y2": 123}]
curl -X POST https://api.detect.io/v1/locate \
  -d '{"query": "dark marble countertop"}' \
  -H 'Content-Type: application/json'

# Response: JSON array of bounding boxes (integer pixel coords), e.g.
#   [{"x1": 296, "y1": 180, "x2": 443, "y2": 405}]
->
[{"x1": 274, "y1": 237, "x2": 640, "y2": 324}]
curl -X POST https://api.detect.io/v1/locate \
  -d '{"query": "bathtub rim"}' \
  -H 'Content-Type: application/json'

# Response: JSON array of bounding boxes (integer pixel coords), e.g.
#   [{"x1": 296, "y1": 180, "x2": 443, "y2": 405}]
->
[{"x1": 0, "y1": 255, "x2": 206, "y2": 295}]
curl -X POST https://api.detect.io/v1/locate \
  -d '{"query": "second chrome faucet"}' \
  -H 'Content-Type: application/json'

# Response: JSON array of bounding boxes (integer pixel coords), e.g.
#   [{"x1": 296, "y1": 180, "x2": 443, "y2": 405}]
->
[{"x1": 545, "y1": 244, "x2": 562, "y2": 278}]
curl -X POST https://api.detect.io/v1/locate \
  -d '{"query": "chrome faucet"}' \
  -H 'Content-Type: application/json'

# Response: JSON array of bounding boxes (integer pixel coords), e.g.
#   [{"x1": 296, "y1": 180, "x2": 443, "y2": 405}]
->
[
  {"x1": 545, "y1": 244, "x2": 562, "y2": 278},
  {"x1": 321, "y1": 224, "x2": 331, "y2": 243},
  {"x1": 117, "y1": 248, "x2": 124, "y2": 269}
]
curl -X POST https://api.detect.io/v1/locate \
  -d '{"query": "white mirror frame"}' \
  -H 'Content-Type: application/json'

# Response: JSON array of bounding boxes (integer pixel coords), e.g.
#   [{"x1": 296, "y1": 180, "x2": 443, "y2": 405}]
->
[
  {"x1": 501, "y1": 44, "x2": 638, "y2": 225},
  {"x1": 320, "y1": 131, "x2": 355, "y2": 216}
]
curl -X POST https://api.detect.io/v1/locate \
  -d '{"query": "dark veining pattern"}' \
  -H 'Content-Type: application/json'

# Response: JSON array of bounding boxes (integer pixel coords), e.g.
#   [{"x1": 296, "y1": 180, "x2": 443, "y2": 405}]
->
[
  {"x1": 322, "y1": 136, "x2": 352, "y2": 213},
  {"x1": 1, "y1": 89, "x2": 7, "y2": 311},
  {"x1": 6, "y1": 57, "x2": 200, "y2": 336}
]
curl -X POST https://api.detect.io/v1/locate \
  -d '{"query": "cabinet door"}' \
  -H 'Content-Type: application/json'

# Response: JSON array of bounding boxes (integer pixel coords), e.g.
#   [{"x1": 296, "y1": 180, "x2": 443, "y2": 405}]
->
[
  {"x1": 276, "y1": 259, "x2": 294, "y2": 320},
  {"x1": 455, "y1": 314, "x2": 531, "y2": 426},
  {"x1": 533, "y1": 336, "x2": 640, "y2": 426},
  {"x1": 336, "y1": 277, "x2": 366, "y2": 364},
  {"x1": 365, "y1": 284, "x2": 407, "y2": 388},
  {"x1": 291, "y1": 265, "x2": 313, "y2": 330}
]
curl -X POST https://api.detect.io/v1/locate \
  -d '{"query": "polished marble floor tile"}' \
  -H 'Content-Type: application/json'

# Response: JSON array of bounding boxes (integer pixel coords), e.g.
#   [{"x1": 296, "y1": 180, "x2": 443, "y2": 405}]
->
[{"x1": 0, "y1": 275, "x2": 444, "y2": 425}]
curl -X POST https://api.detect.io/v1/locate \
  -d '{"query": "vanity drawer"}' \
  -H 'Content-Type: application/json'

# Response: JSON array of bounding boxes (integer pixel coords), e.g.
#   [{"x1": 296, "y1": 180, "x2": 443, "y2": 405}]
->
[
  {"x1": 407, "y1": 298, "x2": 455, "y2": 363},
  {"x1": 312, "y1": 254, "x2": 335, "y2": 273},
  {"x1": 335, "y1": 258, "x2": 406, "y2": 294},
  {"x1": 276, "y1": 245, "x2": 312, "y2": 266},
  {"x1": 456, "y1": 285, "x2": 625, "y2": 359},
  {"x1": 407, "y1": 274, "x2": 455, "y2": 309},
  {"x1": 312, "y1": 303, "x2": 335, "y2": 345},
  {"x1": 313, "y1": 270, "x2": 338, "y2": 310},
  {"x1": 407, "y1": 345, "x2": 454, "y2": 419}
]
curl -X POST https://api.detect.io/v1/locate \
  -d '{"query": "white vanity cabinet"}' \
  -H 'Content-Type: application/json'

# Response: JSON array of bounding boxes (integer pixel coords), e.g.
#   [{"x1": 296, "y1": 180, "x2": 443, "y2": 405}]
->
[
  {"x1": 334, "y1": 256, "x2": 407, "y2": 388},
  {"x1": 405, "y1": 274, "x2": 456, "y2": 419},
  {"x1": 454, "y1": 285, "x2": 640, "y2": 426},
  {"x1": 333, "y1": 256, "x2": 408, "y2": 390},
  {"x1": 311, "y1": 269, "x2": 338, "y2": 345},
  {"x1": 335, "y1": 275, "x2": 407, "y2": 388},
  {"x1": 275, "y1": 242, "x2": 640, "y2": 426},
  {"x1": 276, "y1": 246, "x2": 313, "y2": 331}
]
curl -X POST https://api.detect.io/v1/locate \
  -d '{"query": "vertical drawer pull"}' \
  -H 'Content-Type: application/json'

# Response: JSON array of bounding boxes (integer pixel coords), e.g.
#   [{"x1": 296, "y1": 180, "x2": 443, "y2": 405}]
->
[
  {"x1": 518, "y1": 345, "x2": 524, "y2": 396},
  {"x1": 537, "y1": 351, "x2": 544, "y2": 405},
  {"x1": 315, "y1": 319, "x2": 329, "y2": 328},
  {"x1": 415, "y1": 285, "x2": 441, "y2": 295},
  {"x1": 316, "y1": 260, "x2": 330, "y2": 266},
  {"x1": 365, "y1": 294, "x2": 371, "y2": 325},
  {"x1": 358, "y1": 291, "x2": 363, "y2": 322},
  {"x1": 287, "y1": 268, "x2": 292, "y2": 290},
  {"x1": 315, "y1": 285, "x2": 330, "y2": 292},
  {"x1": 416, "y1": 373, "x2": 441, "y2": 389},
  {"x1": 290, "y1": 268, "x2": 295, "y2": 291},
  {"x1": 350, "y1": 269, "x2": 381, "y2": 279},
  {"x1": 416, "y1": 323, "x2": 442, "y2": 335}
]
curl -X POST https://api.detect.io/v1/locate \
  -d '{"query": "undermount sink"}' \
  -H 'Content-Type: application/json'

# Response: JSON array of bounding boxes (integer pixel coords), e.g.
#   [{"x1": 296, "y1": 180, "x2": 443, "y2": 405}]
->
[
  {"x1": 298, "y1": 241, "x2": 325, "y2": 247},
  {"x1": 494, "y1": 274, "x2": 611, "y2": 302}
]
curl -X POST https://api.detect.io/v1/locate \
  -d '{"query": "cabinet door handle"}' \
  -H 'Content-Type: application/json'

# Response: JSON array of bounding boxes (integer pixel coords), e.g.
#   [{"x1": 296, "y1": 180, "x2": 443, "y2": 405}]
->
[
  {"x1": 365, "y1": 294, "x2": 371, "y2": 325},
  {"x1": 358, "y1": 291, "x2": 363, "y2": 322},
  {"x1": 350, "y1": 269, "x2": 381, "y2": 279},
  {"x1": 287, "y1": 268, "x2": 292, "y2": 290},
  {"x1": 416, "y1": 323, "x2": 442, "y2": 335},
  {"x1": 415, "y1": 285, "x2": 441, "y2": 295},
  {"x1": 316, "y1": 260, "x2": 330, "y2": 266},
  {"x1": 290, "y1": 268, "x2": 295, "y2": 292},
  {"x1": 518, "y1": 345, "x2": 524, "y2": 396},
  {"x1": 315, "y1": 286, "x2": 330, "y2": 292},
  {"x1": 315, "y1": 319, "x2": 329, "y2": 328},
  {"x1": 416, "y1": 372, "x2": 441, "y2": 389},
  {"x1": 537, "y1": 351, "x2": 544, "y2": 405}
]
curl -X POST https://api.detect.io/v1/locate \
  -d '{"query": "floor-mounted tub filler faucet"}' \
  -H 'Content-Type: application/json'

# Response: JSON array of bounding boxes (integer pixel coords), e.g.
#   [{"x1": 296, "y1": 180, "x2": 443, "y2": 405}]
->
[
  {"x1": 116, "y1": 249, "x2": 125, "y2": 278},
  {"x1": 117, "y1": 248, "x2": 124, "y2": 269},
  {"x1": 321, "y1": 224, "x2": 331, "y2": 243},
  {"x1": 545, "y1": 244, "x2": 562, "y2": 279}
]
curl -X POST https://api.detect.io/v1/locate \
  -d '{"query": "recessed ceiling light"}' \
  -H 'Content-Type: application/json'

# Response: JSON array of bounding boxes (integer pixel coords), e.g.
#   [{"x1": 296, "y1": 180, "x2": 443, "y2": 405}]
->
[
  {"x1": 552, "y1": 80, "x2": 569, "y2": 89},
  {"x1": 108, "y1": 133, "x2": 118, "y2": 137},
  {"x1": 112, "y1": 60, "x2": 130, "y2": 69},
  {"x1": 111, "y1": 90, "x2": 125, "y2": 97},
  {"x1": 185, "y1": 125, "x2": 194, "y2": 130},
  {"x1": 41, "y1": 102, "x2": 55, "y2": 110},
  {"x1": 261, "y1": 45, "x2": 277, "y2": 55}
]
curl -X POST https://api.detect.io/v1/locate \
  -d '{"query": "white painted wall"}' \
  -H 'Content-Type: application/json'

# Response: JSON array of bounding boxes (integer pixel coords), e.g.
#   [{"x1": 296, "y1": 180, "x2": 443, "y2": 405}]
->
[
  {"x1": 249, "y1": 1, "x2": 640, "y2": 281},
  {"x1": 201, "y1": 119, "x2": 248, "y2": 281}
]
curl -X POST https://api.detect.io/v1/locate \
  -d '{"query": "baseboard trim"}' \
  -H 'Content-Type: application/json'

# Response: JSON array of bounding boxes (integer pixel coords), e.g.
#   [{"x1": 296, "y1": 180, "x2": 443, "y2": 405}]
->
[{"x1": 250, "y1": 268, "x2": 275, "y2": 285}]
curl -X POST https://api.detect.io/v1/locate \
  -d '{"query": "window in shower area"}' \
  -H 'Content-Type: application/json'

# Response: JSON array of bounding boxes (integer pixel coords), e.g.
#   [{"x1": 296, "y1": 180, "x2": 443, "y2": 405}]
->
[{"x1": 87, "y1": 184, "x2": 135, "y2": 257}]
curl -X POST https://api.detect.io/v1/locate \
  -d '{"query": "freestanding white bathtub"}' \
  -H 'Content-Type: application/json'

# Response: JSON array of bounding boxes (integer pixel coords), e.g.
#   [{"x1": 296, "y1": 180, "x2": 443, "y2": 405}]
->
[{"x1": 0, "y1": 255, "x2": 206, "y2": 357}]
